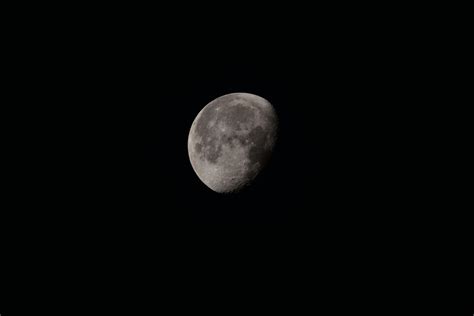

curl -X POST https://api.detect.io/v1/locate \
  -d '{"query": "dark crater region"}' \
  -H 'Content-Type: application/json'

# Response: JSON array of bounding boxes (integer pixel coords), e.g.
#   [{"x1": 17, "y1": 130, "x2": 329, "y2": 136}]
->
[{"x1": 194, "y1": 101, "x2": 263, "y2": 165}]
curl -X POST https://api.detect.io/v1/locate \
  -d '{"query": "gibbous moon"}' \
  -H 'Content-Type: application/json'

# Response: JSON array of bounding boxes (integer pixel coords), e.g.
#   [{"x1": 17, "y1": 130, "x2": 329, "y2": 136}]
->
[{"x1": 188, "y1": 92, "x2": 278, "y2": 193}]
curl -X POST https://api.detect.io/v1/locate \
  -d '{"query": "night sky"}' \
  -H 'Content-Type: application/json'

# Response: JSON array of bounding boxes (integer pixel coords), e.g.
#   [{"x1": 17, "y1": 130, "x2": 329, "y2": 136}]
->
[{"x1": 3, "y1": 9, "x2": 470, "y2": 314}]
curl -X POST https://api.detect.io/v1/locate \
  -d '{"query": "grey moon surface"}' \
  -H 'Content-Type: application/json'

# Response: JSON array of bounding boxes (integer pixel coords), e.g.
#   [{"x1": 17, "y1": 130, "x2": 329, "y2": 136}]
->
[{"x1": 188, "y1": 92, "x2": 278, "y2": 193}]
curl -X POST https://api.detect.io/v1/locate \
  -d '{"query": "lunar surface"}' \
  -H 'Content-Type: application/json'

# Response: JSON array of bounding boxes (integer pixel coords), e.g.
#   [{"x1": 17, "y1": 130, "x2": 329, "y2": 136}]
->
[{"x1": 188, "y1": 92, "x2": 278, "y2": 193}]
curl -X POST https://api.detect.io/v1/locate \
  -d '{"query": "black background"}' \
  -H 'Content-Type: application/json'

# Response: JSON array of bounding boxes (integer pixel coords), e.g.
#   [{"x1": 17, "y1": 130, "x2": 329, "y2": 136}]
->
[{"x1": 2, "y1": 6, "x2": 472, "y2": 315}]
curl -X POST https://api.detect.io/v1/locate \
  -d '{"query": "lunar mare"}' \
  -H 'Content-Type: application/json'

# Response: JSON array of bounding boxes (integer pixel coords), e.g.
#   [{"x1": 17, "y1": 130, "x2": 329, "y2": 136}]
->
[{"x1": 188, "y1": 92, "x2": 278, "y2": 193}]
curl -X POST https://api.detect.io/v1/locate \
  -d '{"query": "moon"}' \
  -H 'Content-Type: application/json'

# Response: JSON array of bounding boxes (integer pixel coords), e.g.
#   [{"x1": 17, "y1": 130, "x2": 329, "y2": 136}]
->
[{"x1": 188, "y1": 92, "x2": 278, "y2": 193}]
